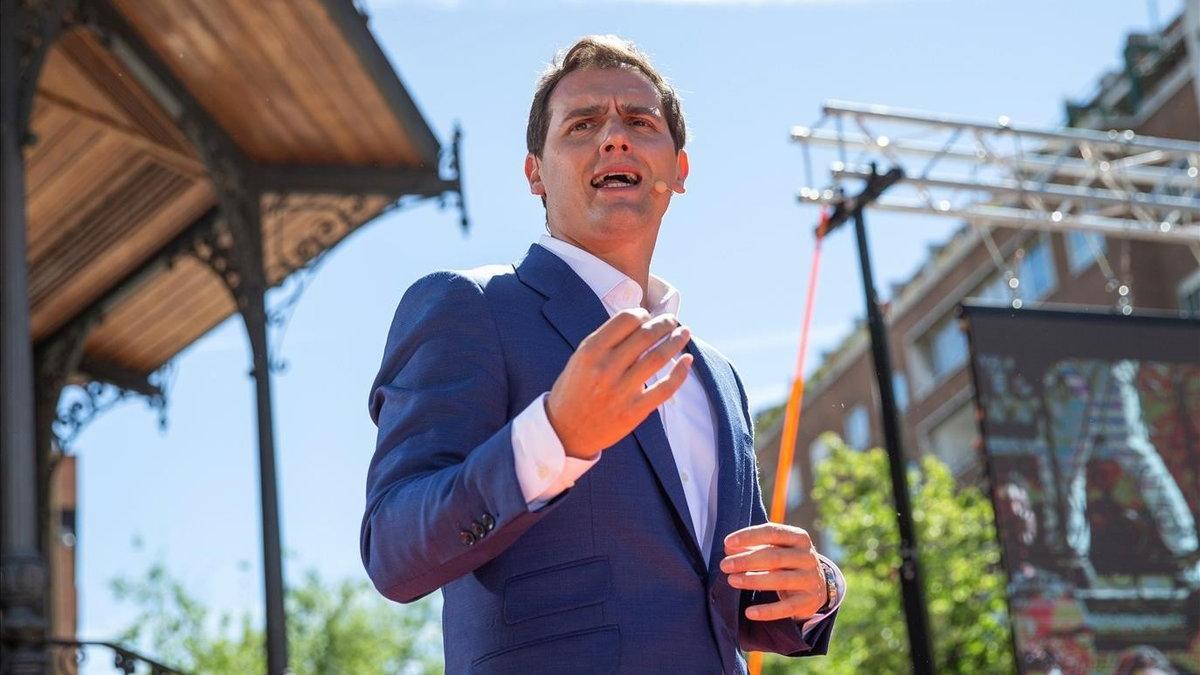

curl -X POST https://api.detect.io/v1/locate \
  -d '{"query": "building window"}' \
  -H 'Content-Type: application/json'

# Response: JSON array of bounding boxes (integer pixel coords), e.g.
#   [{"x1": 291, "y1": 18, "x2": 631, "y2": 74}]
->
[
  {"x1": 1018, "y1": 235, "x2": 1057, "y2": 300},
  {"x1": 810, "y1": 436, "x2": 830, "y2": 471},
  {"x1": 844, "y1": 405, "x2": 870, "y2": 450},
  {"x1": 967, "y1": 235, "x2": 1059, "y2": 307},
  {"x1": 59, "y1": 508, "x2": 77, "y2": 548},
  {"x1": 893, "y1": 372, "x2": 910, "y2": 413},
  {"x1": 915, "y1": 314, "x2": 969, "y2": 387},
  {"x1": 1179, "y1": 269, "x2": 1200, "y2": 316},
  {"x1": 926, "y1": 403, "x2": 979, "y2": 477},
  {"x1": 1065, "y1": 231, "x2": 1106, "y2": 275}
]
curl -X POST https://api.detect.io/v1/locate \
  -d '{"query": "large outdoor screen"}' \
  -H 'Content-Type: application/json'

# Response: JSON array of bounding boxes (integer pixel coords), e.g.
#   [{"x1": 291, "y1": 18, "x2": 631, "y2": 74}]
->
[{"x1": 963, "y1": 305, "x2": 1200, "y2": 675}]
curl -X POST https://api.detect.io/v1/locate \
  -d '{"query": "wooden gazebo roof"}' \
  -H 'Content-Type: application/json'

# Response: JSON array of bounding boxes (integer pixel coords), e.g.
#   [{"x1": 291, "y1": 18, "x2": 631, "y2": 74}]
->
[{"x1": 28, "y1": 0, "x2": 452, "y2": 378}]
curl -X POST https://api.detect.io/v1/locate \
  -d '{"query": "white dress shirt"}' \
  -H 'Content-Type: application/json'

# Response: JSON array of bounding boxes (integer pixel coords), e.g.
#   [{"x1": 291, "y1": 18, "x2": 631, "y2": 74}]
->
[{"x1": 511, "y1": 234, "x2": 721, "y2": 562}]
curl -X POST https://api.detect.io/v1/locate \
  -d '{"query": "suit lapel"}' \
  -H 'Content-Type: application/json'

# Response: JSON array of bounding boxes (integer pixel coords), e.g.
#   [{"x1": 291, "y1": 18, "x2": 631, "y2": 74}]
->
[
  {"x1": 685, "y1": 340, "x2": 747, "y2": 574},
  {"x1": 516, "y1": 245, "x2": 703, "y2": 560},
  {"x1": 630, "y1": 415, "x2": 701, "y2": 553}
]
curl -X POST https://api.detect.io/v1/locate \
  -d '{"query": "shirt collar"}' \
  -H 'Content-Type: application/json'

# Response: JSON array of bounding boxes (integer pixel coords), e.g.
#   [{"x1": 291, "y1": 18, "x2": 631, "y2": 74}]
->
[{"x1": 536, "y1": 234, "x2": 681, "y2": 318}]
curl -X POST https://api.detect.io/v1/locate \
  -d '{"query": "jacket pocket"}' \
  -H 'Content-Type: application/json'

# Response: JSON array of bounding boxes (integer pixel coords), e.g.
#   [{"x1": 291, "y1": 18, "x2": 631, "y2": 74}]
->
[
  {"x1": 470, "y1": 625, "x2": 619, "y2": 674},
  {"x1": 503, "y1": 556, "x2": 610, "y2": 625}
]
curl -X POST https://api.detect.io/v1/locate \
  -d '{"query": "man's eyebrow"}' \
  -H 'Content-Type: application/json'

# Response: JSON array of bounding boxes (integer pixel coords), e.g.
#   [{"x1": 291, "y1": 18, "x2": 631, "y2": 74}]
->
[
  {"x1": 561, "y1": 104, "x2": 607, "y2": 122},
  {"x1": 620, "y1": 103, "x2": 662, "y2": 117},
  {"x1": 560, "y1": 102, "x2": 663, "y2": 123}
]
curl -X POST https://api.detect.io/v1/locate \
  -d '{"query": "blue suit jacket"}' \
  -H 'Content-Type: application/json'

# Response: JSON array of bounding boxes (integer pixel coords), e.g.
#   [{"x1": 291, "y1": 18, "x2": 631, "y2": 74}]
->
[{"x1": 362, "y1": 244, "x2": 837, "y2": 673}]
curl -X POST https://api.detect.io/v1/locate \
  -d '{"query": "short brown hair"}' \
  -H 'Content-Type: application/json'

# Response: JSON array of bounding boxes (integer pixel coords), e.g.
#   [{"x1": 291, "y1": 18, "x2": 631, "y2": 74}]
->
[{"x1": 526, "y1": 35, "x2": 687, "y2": 157}]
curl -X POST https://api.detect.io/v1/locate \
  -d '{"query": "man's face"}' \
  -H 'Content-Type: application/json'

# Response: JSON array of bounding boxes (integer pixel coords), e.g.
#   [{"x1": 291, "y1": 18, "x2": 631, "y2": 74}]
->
[{"x1": 525, "y1": 67, "x2": 688, "y2": 249}]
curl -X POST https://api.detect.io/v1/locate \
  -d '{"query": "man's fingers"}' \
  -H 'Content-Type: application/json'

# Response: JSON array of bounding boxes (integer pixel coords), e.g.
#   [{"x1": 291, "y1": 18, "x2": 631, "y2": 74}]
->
[
  {"x1": 725, "y1": 523, "x2": 812, "y2": 554},
  {"x1": 726, "y1": 569, "x2": 822, "y2": 594},
  {"x1": 637, "y1": 352, "x2": 692, "y2": 411},
  {"x1": 609, "y1": 314, "x2": 680, "y2": 369},
  {"x1": 721, "y1": 544, "x2": 818, "y2": 574},
  {"x1": 743, "y1": 592, "x2": 825, "y2": 622},
  {"x1": 624, "y1": 325, "x2": 690, "y2": 384},
  {"x1": 582, "y1": 308, "x2": 651, "y2": 352}
]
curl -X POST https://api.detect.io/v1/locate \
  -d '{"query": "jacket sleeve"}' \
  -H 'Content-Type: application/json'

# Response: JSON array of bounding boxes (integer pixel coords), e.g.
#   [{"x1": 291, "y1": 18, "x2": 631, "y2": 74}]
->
[
  {"x1": 360, "y1": 271, "x2": 565, "y2": 603},
  {"x1": 729, "y1": 364, "x2": 840, "y2": 657}
]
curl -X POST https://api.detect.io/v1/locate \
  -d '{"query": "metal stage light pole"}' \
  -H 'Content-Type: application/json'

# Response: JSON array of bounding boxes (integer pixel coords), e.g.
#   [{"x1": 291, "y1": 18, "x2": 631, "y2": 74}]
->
[{"x1": 819, "y1": 163, "x2": 936, "y2": 675}]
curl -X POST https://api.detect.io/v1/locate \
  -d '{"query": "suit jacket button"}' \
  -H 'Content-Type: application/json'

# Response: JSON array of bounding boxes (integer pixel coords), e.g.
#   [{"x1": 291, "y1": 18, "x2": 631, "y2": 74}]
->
[
  {"x1": 460, "y1": 530, "x2": 476, "y2": 546},
  {"x1": 481, "y1": 513, "x2": 495, "y2": 531},
  {"x1": 470, "y1": 521, "x2": 486, "y2": 538}
]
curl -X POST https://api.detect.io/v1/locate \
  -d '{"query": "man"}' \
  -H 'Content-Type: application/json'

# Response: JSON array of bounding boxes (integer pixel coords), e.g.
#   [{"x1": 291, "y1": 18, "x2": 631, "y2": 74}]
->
[{"x1": 361, "y1": 36, "x2": 843, "y2": 673}]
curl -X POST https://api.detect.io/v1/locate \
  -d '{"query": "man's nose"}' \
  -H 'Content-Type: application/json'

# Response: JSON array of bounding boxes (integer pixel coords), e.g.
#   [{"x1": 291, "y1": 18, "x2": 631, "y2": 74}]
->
[{"x1": 600, "y1": 120, "x2": 631, "y2": 153}]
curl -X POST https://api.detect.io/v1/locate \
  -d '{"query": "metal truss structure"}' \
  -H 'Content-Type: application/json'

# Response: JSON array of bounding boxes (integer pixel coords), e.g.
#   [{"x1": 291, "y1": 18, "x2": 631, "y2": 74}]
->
[{"x1": 792, "y1": 101, "x2": 1200, "y2": 261}]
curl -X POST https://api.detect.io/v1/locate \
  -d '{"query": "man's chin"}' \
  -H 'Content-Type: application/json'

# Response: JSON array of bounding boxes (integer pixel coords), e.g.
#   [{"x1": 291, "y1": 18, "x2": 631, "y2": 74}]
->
[{"x1": 589, "y1": 200, "x2": 660, "y2": 225}]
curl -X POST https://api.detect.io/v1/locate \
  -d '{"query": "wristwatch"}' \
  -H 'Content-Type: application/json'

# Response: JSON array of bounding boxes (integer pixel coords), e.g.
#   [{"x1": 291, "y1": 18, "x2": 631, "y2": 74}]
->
[{"x1": 817, "y1": 561, "x2": 839, "y2": 613}]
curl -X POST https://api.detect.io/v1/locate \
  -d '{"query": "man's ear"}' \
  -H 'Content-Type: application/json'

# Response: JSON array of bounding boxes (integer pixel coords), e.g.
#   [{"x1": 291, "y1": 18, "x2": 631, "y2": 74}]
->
[
  {"x1": 525, "y1": 154, "x2": 546, "y2": 196},
  {"x1": 672, "y1": 149, "x2": 689, "y2": 194}
]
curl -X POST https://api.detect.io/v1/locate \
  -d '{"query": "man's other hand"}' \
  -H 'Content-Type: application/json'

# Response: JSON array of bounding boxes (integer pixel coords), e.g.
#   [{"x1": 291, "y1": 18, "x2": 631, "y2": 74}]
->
[
  {"x1": 720, "y1": 523, "x2": 828, "y2": 621},
  {"x1": 546, "y1": 308, "x2": 693, "y2": 459}
]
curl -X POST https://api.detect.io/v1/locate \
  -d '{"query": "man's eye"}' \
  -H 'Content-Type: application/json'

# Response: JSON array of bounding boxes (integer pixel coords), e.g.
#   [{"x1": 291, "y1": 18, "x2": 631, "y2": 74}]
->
[
  {"x1": 631, "y1": 118, "x2": 652, "y2": 128},
  {"x1": 571, "y1": 121, "x2": 594, "y2": 131}
]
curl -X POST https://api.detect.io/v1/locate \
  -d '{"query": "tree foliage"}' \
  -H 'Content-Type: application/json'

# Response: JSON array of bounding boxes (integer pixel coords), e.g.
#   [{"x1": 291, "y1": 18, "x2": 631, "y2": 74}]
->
[
  {"x1": 764, "y1": 433, "x2": 1016, "y2": 674},
  {"x1": 110, "y1": 561, "x2": 442, "y2": 674}
]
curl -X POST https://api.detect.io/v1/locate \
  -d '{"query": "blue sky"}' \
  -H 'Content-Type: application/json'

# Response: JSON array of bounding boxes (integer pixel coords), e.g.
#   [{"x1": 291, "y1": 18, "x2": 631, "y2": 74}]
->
[{"x1": 72, "y1": 0, "x2": 1182, "y2": 656}]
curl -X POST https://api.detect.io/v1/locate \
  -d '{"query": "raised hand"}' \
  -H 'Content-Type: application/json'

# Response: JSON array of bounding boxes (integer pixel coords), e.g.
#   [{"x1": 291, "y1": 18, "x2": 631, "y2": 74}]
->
[{"x1": 546, "y1": 307, "x2": 693, "y2": 459}]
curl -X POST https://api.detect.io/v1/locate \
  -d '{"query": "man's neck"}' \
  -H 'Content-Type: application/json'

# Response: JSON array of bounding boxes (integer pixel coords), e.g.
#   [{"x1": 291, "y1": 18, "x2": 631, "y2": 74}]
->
[{"x1": 548, "y1": 231, "x2": 655, "y2": 302}]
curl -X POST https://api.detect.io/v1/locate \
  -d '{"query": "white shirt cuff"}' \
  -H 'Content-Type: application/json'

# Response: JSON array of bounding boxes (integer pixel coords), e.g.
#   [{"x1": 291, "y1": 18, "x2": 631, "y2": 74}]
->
[{"x1": 511, "y1": 392, "x2": 600, "y2": 511}]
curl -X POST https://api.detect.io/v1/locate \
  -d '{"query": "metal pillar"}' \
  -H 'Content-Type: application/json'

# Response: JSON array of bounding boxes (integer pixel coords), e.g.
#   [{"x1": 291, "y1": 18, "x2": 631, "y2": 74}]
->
[
  {"x1": 821, "y1": 164, "x2": 937, "y2": 674},
  {"x1": 245, "y1": 290, "x2": 289, "y2": 675},
  {"x1": 191, "y1": 190, "x2": 290, "y2": 675},
  {"x1": 227, "y1": 215, "x2": 290, "y2": 675},
  {"x1": 2, "y1": 0, "x2": 69, "y2": 671}
]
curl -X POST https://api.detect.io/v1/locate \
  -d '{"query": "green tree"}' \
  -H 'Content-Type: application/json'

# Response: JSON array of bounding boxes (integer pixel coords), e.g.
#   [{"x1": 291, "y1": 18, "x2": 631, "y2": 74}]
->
[
  {"x1": 110, "y1": 560, "x2": 442, "y2": 674},
  {"x1": 764, "y1": 433, "x2": 1015, "y2": 674}
]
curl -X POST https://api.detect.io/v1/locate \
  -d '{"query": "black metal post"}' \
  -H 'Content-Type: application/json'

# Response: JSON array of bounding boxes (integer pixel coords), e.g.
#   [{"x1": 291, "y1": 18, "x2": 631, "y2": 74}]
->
[
  {"x1": 197, "y1": 205, "x2": 290, "y2": 675},
  {"x1": 194, "y1": 201, "x2": 290, "y2": 675},
  {"x1": 820, "y1": 164, "x2": 936, "y2": 674},
  {"x1": 2, "y1": 1, "x2": 52, "y2": 670},
  {"x1": 241, "y1": 283, "x2": 289, "y2": 675}
]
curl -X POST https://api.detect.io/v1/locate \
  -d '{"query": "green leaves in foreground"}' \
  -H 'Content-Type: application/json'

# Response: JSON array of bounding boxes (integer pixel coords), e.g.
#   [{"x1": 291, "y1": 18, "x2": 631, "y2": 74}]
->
[
  {"x1": 111, "y1": 561, "x2": 442, "y2": 674},
  {"x1": 764, "y1": 433, "x2": 1016, "y2": 674}
]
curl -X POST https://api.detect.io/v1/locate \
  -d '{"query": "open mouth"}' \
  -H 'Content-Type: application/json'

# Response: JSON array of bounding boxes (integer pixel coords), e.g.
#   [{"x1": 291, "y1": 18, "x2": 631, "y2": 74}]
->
[{"x1": 590, "y1": 172, "x2": 642, "y2": 189}]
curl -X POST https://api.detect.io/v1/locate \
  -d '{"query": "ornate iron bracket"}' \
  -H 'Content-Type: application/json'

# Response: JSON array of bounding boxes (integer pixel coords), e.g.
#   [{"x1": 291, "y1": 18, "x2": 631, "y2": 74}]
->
[
  {"x1": 35, "y1": 312, "x2": 94, "y2": 454},
  {"x1": 256, "y1": 192, "x2": 368, "y2": 372},
  {"x1": 35, "y1": 295, "x2": 175, "y2": 452},
  {"x1": 51, "y1": 364, "x2": 171, "y2": 451}
]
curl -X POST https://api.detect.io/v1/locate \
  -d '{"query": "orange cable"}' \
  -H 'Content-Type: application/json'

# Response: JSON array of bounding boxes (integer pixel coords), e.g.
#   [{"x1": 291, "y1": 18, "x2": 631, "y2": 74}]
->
[{"x1": 748, "y1": 208, "x2": 829, "y2": 675}]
